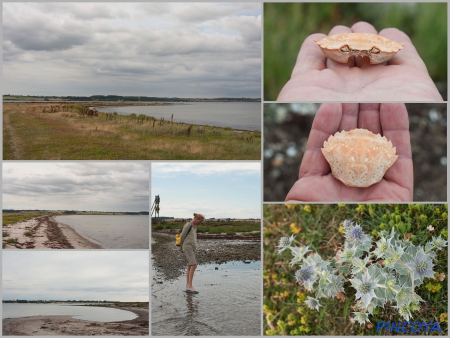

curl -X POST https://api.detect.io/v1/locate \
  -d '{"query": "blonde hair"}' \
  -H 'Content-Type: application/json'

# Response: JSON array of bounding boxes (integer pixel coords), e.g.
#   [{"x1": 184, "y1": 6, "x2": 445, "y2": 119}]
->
[{"x1": 193, "y1": 213, "x2": 205, "y2": 220}]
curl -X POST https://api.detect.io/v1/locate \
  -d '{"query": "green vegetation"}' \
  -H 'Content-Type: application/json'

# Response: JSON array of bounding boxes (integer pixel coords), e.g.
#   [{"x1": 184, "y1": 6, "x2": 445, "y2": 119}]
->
[
  {"x1": 3, "y1": 212, "x2": 47, "y2": 226},
  {"x1": 264, "y1": 204, "x2": 448, "y2": 335},
  {"x1": 3, "y1": 103, "x2": 260, "y2": 160},
  {"x1": 24, "y1": 231, "x2": 32, "y2": 237},
  {"x1": 6, "y1": 238, "x2": 18, "y2": 244},
  {"x1": 152, "y1": 221, "x2": 261, "y2": 236},
  {"x1": 264, "y1": 3, "x2": 447, "y2": 100},
  {"x1": 3, "y1": 232, "x2": 9, "y2": 237}
]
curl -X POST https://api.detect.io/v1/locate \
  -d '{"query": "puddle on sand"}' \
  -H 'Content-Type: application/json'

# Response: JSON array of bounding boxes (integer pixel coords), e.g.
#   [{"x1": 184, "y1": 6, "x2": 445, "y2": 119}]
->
[{"x1": 151, "y1": 260, "x2": 261, "y2": 336}]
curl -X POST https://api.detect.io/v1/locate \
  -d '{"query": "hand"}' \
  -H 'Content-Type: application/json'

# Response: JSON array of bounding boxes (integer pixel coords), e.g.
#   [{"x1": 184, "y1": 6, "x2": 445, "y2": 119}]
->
[
  {"x1": 285, "y1": 103, "x2": 413, "y2": 201},
  {"x1": 277, "y1": 22, "x2": 442, "y2": 101}
]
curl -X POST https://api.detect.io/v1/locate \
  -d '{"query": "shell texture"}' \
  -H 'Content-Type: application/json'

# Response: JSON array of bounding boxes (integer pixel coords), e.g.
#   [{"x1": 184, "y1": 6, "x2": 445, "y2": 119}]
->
[
  {"x1": 321, "y1": 128, "x2": 398, "y2": 188},
  {"x1": 315, "y1": 33, "x2": 404, "y2": 64}
]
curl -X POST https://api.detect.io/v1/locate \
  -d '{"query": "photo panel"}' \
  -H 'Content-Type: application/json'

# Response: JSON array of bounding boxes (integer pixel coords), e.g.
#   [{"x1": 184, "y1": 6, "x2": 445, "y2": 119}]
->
[
  {"x1": 264, "y1": 2, "x2": 446, "y2": 102},
  {"x1": 263, "y1": 103, "x2": 447, "y2": 202},
  {"x1": 151, "y1": 162, "x2": 262, "y2": 336},
  {"x1": 2, "y1": 162, "x2": 150, "y2": 249},
  {"x1": 263, "y1": 203, "x2": 448, "y2": 335}
]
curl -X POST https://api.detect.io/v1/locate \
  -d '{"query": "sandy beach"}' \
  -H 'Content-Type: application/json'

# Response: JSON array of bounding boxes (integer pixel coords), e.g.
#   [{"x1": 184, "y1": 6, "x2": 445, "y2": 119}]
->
[
  {"x1": 2, "y1": 216, "x2": 102, "y2": 249},
  {"x1": 2, "y1": 306, "x2": 149, "y2": 336}
]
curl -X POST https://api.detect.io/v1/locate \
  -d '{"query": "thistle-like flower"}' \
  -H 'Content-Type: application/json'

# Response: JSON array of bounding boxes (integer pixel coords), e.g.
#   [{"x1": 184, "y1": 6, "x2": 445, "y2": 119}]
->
[
  {"x1": 351, "y1": 271, "x2": 378, "y2": 308},
  {"x1": 324, "y1": 274, "x2": 345, "y2": 298},
  {"x1": 342, "y1": 219, "x2": 354, "y2": 228},
  {"x1": 304, "y1": 296, "x2": 322, "y2": 311},
  {"x1": 295, "y1": 265, "x2": 315, "y2": 283},
  {"x1": 350, "y1": 225, "x2": 364, "y2": 240},
  {"x1": 352, "y1": 312, "x2": 370, "y2": 325},
  {"x1": 277, "y1": 235, "x2": 294, "y2": 254},
  {"x1": 406, "y1": 248, "x2": 434, "y2": 281},
  {"x1": 373, "y1": 237, "x2": 391, "y2": 259},
  {"x1": 431, "y1": 235, "x2": 448, "y2": 250}
]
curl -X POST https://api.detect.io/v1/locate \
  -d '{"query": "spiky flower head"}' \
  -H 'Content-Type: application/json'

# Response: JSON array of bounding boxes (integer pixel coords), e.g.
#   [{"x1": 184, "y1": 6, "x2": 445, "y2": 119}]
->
[
  {"x1": 277, "y1": 235, "x2": 294, "y2": 254},
  {"x1": 342, "y1": 219, "x2": 354, "y2": 228},
  {"x1": 289, "y1": 245, "x2": 311, "y2": 265},
  {"x1": 353, "y1": 312, "x2": 370, "y2": 325},
  {"x1": 406, "y1": 248, "x2": 434, "y2": 281},
  {"x1": 295, "y1": 265, "x2": 315, "y2": 283},
  {"x1": 350, "y1": 226, "x2": 364, "y2": 241},
  {"x1": 351, "y1": 271, "x2": 378, "y2": 308},
  {"x1": 431, "y1": 235, "x2": 448, "y2": 250},
  {"x1": 304, "y1": 296, "x2": 322, "y2": 311}
]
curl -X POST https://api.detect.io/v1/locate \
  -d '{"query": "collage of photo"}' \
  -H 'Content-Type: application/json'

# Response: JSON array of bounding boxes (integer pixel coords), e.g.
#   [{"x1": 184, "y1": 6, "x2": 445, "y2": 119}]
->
[{"x1": 1, "y1": 1, "x2": 448, "y2": 337}]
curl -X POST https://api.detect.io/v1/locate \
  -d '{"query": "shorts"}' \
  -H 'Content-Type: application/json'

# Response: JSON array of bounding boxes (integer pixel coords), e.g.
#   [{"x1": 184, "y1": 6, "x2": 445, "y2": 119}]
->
[{"x1": 183, "y1": 247, "x2": 197, "y2": 266}]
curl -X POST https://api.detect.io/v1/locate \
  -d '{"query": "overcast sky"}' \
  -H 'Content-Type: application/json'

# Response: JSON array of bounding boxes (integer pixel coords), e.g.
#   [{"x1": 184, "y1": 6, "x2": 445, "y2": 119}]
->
[
  {"x1": 3, "y1": 2, "x2": 261, "y2": 98},
  {"x1": 151, "y1": 162, "x2": 261, "y2": 218},
  {"x1": 3, "y1": 251, "x2": 149, "y2": 301},
  {"x1": 2, "y1": 162, "x2": 149, "y2": 212}
]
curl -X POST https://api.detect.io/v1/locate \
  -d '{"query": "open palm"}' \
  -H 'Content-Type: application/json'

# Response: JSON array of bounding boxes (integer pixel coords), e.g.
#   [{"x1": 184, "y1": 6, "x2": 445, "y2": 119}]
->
[
  {"x1": 285, "y1": 103, "x2": 413, "y2": 202},
  {"x1": 278, "y1": 22, "x2": 442, "y2": 101}
]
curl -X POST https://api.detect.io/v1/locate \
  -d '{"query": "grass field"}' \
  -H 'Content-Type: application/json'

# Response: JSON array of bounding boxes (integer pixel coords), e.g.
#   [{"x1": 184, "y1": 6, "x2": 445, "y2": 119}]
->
[
  {"x1": 152, "y1": 221, "x2": 261, "y2": 236},
  {"x1": 2, "y1": 212, "x2": 49, "y2": 226},
  {"x1": 263, "y1": 204, "x2": 448, "y2": 335},
  {"x1": 3, "y1": 103, "x2": 260, "y2": 160}
]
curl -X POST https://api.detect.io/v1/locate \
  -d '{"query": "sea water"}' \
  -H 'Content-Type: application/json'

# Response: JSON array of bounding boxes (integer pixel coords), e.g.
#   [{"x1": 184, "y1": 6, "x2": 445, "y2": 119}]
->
[
  {"x1": 151, "y1": 259, "x2": 261, "y2": 336},
  {"x1": 96, "y1": 102, "x2": 261, "y2": 131},
  {"x1": 2, "y1": 303, "x2": 137, "y2": 322},
  {"x1": 55, "y1": 215, "x2": 149, "y2": 249}
]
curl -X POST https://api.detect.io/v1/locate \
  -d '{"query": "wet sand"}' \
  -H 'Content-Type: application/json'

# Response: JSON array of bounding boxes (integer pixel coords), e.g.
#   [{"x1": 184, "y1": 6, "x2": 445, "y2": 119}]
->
[
  {"x1": 2, "y1": 216, "x2": 102, "y2": 249},
  {"x1": 151, "y1": 231, "x2": 260, "y2": 281},
  {"x1": 2, "y1": 306, "x2": 148, "y2": 336}
]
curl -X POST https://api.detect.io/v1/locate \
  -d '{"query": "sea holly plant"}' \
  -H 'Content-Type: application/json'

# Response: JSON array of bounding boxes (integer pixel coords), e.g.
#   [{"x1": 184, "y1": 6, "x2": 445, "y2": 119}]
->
[{"x1": 277, "y1": 220, "x2": 447, "y2": 325}]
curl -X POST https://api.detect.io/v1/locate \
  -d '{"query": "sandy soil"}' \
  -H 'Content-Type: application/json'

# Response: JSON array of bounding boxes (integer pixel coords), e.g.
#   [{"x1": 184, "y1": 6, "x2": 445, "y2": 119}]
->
[
  {"x1": 2, "y1": 307, "x2": 149, "y2": 336},
  {"x1": 3, "y1": 216, "x2": 102, "y2": 249},
  {"x1": 152, "y1": 231, "x2": 261, "y2": 281}
]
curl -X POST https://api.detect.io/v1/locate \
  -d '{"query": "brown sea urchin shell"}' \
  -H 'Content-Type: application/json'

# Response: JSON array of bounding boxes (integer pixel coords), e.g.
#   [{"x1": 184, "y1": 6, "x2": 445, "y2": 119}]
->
[
  {"x1": 321, "y1": 129, "x2": 398, "y2": 187},
  {"x1": 315, "y1": 33, "x2": 404, "y2": 64}
]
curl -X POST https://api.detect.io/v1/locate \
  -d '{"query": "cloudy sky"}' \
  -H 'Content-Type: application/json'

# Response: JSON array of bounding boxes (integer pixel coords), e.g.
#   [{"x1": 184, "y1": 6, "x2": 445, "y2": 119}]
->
[
  {"x1": 151, "y1": 162, "x2": 261, "y2": 218},
  {"x1": 3, "y1": 251, "x2": 149, "y2": 301},
  {"x1": 2, "y1": 162, "x2": 149, "y2": 212},
  {"x1": 3, "y1": 2, "x2": 261, "y2": 98}
]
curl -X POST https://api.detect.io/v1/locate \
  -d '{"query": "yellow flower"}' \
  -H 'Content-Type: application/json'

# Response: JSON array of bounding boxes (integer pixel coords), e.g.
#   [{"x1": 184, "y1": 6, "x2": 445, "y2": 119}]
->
[
  {"x1": 435, "y1": 208, "x2": 441, "y2": 214},
  {"x1": 300, "y1": 316, "x2": 308, "y2": 325},
  {"x1": 290, "y1": 222, "x2": 301, "y2": 234},
  {"x1": 337, "y1": 204, "x2": 346, "y2": 207},
  {"x1": 439, "y1": 313, "x2": 448, "y2": 323},
  {"x1": 303, "y1": 205, "x2": 311, "y2": 213},
  {"x1": 285, "y1": 204, "x2": 296, "y2": 209}
]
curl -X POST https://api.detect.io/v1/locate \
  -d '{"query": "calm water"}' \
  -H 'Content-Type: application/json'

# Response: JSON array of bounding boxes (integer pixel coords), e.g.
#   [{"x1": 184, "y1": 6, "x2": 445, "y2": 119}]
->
[
  {"x1": 55, "y1": 215, "x2": 149, "y2": 249},
  {"x1": 2, "y1": 303, "x2": 137, "y2": 322},
  {"x1": 151, "y1": 259, "x2": 261, "y2": 336},
  {"x1": 97, "y1": 102, "x2": 261, "y2": 131}
]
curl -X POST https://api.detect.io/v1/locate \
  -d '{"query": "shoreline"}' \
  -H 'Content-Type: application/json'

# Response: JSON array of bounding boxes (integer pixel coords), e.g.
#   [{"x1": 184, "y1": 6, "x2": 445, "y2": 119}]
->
[
  {"x1": 151, "y1": 232, "x2": 261, "y2": 281},
  {"x1": 2, "y1": 306, "x2": 149, "y2": 336},
  {"x1": 2, "y1": 216, "x2": 102, "y2": 249}
]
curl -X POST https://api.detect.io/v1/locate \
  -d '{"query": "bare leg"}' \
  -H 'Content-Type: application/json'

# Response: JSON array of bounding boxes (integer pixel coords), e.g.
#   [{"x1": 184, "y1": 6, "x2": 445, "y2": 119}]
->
[
  {"x1": 187, "y1": 265, "x2": 197, "y2": 291},
  {"x1": 186, "y1": 266, "x2": 190, "y2": 290}
]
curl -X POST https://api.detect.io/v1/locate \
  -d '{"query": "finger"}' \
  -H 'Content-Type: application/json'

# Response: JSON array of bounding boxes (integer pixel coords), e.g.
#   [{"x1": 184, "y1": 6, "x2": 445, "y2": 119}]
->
[
  {"x1": 351, "y1": 22, "x2": 379, "y2": 68},
  {"x1": 379, "y1": 28, "x2": 428, "y2": 71},
  {"x1": 379, "y1": 103, "x2": 413, "y2": 193},
  {"x1": 299, "y1": 103, "x2": 342, "y2": 178},
  {"x1": 291, "y1": 33, "x2": 327, "y2": 77},
  {"x1": 358, "y1": 103, "x2": 381, "y2": 134},
  {"x1": 325, "y1": 25, "x2": 355, "y2": 69},
  {"x1": 338, "y1": 103, "x2": 359, "y2": 131}
]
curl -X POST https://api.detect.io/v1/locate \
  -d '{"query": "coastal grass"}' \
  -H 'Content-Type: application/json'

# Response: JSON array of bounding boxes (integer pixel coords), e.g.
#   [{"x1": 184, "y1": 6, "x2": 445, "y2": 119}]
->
[
  {"x1": 3, "y1": 103, "x2": 261, "y2": 160},
  {"x1": 6, "y1": 238, "x2": 18, "y2": 244},
  {"x1": 3, "y1": 213, "x2": 47, "y2": 226},
  {"x1": 24, "y1": 231, "x2": 32, "y2": 237},
  {"x1": 153, "y1": 221, "x2": 261, "y2": 235},
  {"x1": 3, "y1": 232, "x2": 9, "y2": 237},
  {"x1": 263, "y1": 204, "x2": 448, "y2": 335}
]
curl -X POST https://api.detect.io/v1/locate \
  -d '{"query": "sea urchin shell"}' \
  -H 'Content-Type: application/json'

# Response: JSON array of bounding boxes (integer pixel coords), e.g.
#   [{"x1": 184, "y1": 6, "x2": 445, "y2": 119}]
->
[{"x1": 321, "y1": 129, "x2": 398, "y2": 187}]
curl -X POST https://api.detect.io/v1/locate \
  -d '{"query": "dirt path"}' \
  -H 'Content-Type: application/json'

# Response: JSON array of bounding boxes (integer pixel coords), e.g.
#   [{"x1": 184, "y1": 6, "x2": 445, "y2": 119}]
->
[{"x1": 3, "y1": 110, "x2": 22, "y2": 159}]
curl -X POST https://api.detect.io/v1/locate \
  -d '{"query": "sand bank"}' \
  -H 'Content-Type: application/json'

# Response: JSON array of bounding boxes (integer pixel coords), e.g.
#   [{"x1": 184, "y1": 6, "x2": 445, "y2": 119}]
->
[
  {"x1": 2, "y1": 307, "x2": 148, "y2": 336},
  {"x1": 2, "y1": 216, "x2": 102, "y2": 249}
]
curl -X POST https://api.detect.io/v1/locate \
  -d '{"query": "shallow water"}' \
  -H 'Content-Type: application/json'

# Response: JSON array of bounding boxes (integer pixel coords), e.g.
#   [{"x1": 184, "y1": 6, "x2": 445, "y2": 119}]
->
[
  {"x1": 55, "y1": 215, "x2": 149, "y2": 249},
  {"x1": 97, "y1": 102, "x2": 261, "y2": 131},
  {"x1": 2, "y1": 303, "x2": 137, "y2": 322},
  {"x1": 151, "y1": 260, "x2": 261, "y2": 336}
]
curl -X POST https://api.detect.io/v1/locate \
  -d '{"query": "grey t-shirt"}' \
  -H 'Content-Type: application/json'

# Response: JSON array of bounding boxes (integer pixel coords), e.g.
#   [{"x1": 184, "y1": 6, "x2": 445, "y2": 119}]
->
[{"x1": 180, "y1": 221, "x2": 197, "y2": 250}]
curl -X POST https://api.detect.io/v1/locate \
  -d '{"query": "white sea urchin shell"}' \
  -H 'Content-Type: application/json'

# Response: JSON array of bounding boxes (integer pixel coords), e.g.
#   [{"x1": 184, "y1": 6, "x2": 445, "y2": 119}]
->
[{"x1": 321, "y1": 128, "x2": 398, "y2": 187}]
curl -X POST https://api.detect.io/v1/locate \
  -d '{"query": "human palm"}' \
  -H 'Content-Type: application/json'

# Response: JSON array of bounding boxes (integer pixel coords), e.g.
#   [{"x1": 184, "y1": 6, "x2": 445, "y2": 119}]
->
[
  {"x1": 285, "y1": 103, "x2": 413, "y2": 202},
  {"x1": 278, "y1": 22, "x2": 442, "y2": 101}
]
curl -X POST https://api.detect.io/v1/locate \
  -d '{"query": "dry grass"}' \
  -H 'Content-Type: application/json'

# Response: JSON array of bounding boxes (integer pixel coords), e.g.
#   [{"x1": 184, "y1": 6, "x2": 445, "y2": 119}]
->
[{"x1": 3, "y1": 102, "x2": 261, "y2": 160}]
